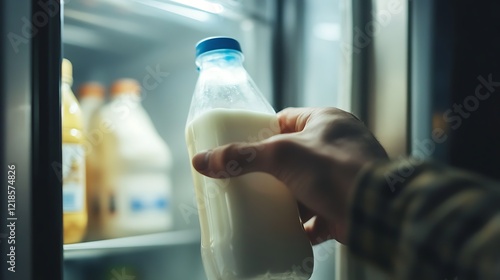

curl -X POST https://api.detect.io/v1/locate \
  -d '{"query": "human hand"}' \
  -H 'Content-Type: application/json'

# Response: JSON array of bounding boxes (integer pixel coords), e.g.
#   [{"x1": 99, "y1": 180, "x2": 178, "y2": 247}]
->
[{"x1": 192, "y1": 107, "x2": 388, "y2": 244}]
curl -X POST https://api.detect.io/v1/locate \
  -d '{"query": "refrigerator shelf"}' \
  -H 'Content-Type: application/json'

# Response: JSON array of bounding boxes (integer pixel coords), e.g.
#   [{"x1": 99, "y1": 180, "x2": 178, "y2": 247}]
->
[{"x1": 63, "y1": 229, "x2": 200, "y2": 260}]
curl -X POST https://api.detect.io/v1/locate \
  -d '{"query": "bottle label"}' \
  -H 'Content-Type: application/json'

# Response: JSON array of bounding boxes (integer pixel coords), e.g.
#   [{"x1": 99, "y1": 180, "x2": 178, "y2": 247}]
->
[
  {"x1": 119, "y1": 176, "x2": 170, "y2": 215},
  {"x1": 130, "y1": 196, "x2": 169, "y2": 213},
  {"x1": 106, "y1": 188, "x2": 170, "y2": 215},
  {"x1": 62, "y1": 144, "x2": 86, "y2": 213}
]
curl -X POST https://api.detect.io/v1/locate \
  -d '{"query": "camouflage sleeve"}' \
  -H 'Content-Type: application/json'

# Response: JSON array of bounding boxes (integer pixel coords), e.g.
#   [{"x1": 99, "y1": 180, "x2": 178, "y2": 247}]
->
[{"x1": 348, "y1": 159, "x2": 500, "y2": 280}]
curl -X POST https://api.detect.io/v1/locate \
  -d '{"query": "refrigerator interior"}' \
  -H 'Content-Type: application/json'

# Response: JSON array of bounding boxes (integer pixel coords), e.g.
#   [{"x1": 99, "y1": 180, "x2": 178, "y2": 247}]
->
[
  {"x1": 62, "y1": 1, "x2": 273, "y2": 279},
  {"x1": 61, "y1": 0, "x2": 348, "y2": 279}
]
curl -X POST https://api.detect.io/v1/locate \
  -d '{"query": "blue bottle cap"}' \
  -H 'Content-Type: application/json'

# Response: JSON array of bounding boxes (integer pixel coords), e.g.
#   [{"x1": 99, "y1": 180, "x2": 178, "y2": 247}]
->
[{"x1": 195, "y1": 37, "x2": 242, "y2": 57}]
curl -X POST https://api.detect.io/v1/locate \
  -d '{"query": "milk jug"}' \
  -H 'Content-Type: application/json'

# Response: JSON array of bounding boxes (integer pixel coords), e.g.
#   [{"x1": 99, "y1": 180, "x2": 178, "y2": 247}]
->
[
  {"x1": 61, "y1": 58, "x2": 88, "y2": 243},
  {"x1": 78, "y1": 82, "x2": 105, "y2": 131},
  {"x1": 185, "y1": 37, "x2": 313, "y2": 280},
  {"x1": 78, "y1": 82, "x2": 105, "y2": 240},
  {"x1": 95, "y1": 79, "x2": 173, "y2": 238}
]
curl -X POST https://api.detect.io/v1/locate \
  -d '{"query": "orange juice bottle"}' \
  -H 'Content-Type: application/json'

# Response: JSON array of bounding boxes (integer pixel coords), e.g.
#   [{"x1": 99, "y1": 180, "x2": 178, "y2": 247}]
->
[{"x1": 61, "y1": 58, "x2": 88, "y2": 243}]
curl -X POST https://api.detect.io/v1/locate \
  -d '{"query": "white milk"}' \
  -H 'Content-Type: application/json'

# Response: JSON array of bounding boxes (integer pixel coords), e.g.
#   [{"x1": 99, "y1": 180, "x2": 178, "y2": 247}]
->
[
  {"x1": 94, "y1": 92, "x2": 173, "y2": 239},
  {"x1": 79, "y1": 88, "x2": 105, "y2": 240},
  {"x1": 186, "y1": 108, "x2": 313, "y2": 280},
  {"x1": 80, "y1": 96, "x2": 104, "y2": 131},
  {"x1": 80, "y1": 96, "x2": 104, "y2": 240}
]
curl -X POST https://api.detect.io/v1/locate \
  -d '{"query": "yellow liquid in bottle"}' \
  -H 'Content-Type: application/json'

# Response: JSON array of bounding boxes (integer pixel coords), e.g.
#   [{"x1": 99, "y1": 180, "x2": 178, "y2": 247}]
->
[{"x1": 61, "y1": 59, "x2": 88, "y2": 243}]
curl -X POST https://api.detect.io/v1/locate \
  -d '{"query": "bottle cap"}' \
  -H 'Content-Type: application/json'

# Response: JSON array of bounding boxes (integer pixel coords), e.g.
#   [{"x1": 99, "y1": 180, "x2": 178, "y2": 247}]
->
[
  {"x1": 62, "y1": 58, "x2": 73, "y2": 85},
  {"x1": 195, "y1": 37, "x2": 242, "y2": 57},
  {"x1": 78, "y1": 82, "x2": 105, "y2": 99},
  {"x1": 110, "y1": 78, "x2": 140, "y2": 96}
]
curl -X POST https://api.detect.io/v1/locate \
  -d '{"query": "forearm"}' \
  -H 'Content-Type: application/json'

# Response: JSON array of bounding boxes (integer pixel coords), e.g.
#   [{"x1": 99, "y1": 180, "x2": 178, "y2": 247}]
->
[{"x1": 348, "y1": 159, "x2": 500, "y2": 279}]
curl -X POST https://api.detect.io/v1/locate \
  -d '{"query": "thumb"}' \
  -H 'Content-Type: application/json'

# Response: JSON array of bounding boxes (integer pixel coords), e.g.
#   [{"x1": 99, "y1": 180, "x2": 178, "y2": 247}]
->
[{"x1": 192, "y1": 141, "x2": 275, "y2": 178}]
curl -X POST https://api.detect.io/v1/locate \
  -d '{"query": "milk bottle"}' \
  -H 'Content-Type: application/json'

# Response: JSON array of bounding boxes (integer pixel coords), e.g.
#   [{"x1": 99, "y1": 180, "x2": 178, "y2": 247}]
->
[
  {"x1": 78, "y1": 82, "x2": 105, "y2": 131},
  {"x1": 185, "y1": 37, "x2": 313, "y2": 280},
  {"x1": 61, "y1": 58, "x2": 88, "y2": 243},
  {"x1": 95, "y1": 79, "x2": 173, "y2": 238}
]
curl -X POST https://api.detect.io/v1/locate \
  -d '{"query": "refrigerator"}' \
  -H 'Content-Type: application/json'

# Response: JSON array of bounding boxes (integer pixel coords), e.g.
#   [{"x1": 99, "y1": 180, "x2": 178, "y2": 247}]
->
[
  {"x1": 5, "y1": 0, "x2": 498, "y2": 280},
  {"x1": 1, "y1": 0, "x2": 349, "y2": 279}
]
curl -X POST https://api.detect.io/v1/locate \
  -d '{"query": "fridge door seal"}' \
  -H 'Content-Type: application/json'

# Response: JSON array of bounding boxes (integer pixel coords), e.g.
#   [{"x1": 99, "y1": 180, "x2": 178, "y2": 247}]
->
[{"x1": 30, "y1": 0, "x2": 63, "y2": 279}]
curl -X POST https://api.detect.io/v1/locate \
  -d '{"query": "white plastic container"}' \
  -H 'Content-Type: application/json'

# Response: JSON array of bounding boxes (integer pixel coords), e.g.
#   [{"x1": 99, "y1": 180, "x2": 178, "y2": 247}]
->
[
  {"x1": 78, "y1": 82, "x2": 105, "y2": 131},
  {"x1": 94, "y1": 78, "x2": 173, "y2": 239},
  {"x1": 185, "y1": 37, "x2": 313, "y2": 280},
  {"x1": 78, "y1": 82, "x2": 105, "y2": 240}
]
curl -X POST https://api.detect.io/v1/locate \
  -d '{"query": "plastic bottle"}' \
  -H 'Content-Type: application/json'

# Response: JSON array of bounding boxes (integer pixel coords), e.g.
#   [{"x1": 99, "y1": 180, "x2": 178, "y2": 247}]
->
[
  {"x1": 185, "y1": 37, "x2": 313, "y2": 280},
  {"x1": 78, "y1": 82, "x2": 105, "y2": 240},
  {"x1": 61, "y1": 58, "x2": 88, "y2": 244},
  {"x1": 78, "y1": 82, "x2": 105, "y2": 131},
  {"x1": 95, "y1": 78, "x2": 173, "y2": 239}
]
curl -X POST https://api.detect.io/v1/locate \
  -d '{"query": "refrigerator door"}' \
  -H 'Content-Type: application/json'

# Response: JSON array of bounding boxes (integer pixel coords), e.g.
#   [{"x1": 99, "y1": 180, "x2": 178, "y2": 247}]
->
[
  {"x1": 333, "y1": 0, "x2": 409, "y2": 278},
  {"x1": 1, "y1": 1, "x2": 63, "y2": 280},
  {"x1": 300, "y1": 0, "x2": 409, "y2": 279}
]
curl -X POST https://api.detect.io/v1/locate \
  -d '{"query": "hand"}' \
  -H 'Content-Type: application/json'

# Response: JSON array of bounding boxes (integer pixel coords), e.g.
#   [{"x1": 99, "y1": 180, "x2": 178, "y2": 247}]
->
[{"x1": 192, "y1": 107, "x2": 388, "y2": 244}]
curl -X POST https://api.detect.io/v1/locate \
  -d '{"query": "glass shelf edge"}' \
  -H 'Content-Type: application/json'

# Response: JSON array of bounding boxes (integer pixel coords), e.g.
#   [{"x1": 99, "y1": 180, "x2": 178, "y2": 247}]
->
[{"x1": 64, "y1": 229, "x2": 200, "y2": 260}]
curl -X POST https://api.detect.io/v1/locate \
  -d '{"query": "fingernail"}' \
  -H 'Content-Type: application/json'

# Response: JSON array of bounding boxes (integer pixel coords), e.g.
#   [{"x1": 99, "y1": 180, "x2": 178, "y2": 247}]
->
[{"x1": 193, "y1": 150, "x2": 211, "y2": 171}]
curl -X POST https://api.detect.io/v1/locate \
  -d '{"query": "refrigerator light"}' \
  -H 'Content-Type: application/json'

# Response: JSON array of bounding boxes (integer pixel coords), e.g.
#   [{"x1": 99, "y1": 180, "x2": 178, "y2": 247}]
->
[
  {"x1": 171, "y1": 0, "x2": 224, "y2": 14},
  {"x1": 134, "y1": 0, "x2": 212, "y2": 22},
  {"x1": 313, "y1": 22, "x2": 341, "y2": 42}
]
